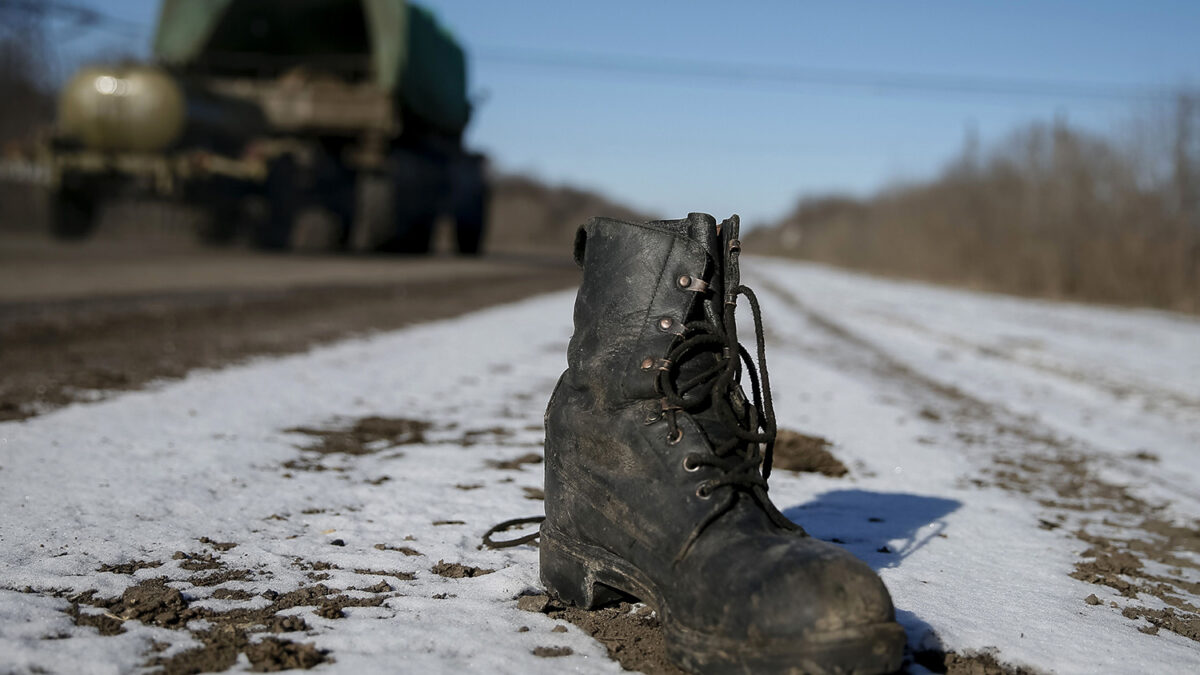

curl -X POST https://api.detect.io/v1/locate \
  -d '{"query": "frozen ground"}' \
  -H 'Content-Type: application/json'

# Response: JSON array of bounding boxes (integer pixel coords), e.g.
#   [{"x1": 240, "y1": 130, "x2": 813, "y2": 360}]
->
[{"x1": 1, "y1": 258, "x2": 1198, "y2": 674}]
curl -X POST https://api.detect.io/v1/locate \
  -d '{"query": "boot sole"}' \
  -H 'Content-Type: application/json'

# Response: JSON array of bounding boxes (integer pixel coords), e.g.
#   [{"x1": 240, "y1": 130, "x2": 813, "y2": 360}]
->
[{"x1": 540, "y1": 525, "x2": 906, "y2": 675}]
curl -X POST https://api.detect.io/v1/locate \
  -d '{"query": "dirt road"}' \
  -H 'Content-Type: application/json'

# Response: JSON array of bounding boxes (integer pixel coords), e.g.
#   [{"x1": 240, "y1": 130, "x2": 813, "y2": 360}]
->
[
  {"x1": 0, "y1": 233, "x2": 579, "y2": 420},
  {"x1": 2, "y1": 233, "x2": 1198, "y2": 675}
]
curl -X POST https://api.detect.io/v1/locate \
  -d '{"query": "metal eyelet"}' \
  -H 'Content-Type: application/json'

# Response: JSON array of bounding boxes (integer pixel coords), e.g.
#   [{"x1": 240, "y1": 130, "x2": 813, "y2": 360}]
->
[
  {"x1": 640, "y1": 357, "x2": 654, "y2": 370},
  {"x1": 695, "y1": 482, "x2": 713, "y2": 499},
  {"x1": 667, "y1": 428, "x2": 684, "y2": 445},
  {"x1": 658, "y1": 317, "x2": 674, "y2": 331},
  {"x1": 643, "y1": 402, "x2": 662, "y2": 425},
  {"x1": 677, "y1": 275, "x2": 710, "y2": 293},
  {"x1": 682, "y1": 455, "x2": 701, "y2": 472}
]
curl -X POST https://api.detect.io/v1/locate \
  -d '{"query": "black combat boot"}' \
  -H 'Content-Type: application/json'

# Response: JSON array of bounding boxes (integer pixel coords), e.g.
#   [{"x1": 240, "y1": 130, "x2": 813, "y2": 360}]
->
[{"x1": 542, "y1": 213, "x2": 905, "y2": 675}]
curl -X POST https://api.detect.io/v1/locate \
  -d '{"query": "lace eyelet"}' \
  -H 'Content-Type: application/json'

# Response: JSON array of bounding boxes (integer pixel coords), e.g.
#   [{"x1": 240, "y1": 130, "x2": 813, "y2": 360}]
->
[
  {"x1": 658, "y1": 317, "x2": 674, "y2": 332},
  {"x1": 678, "y1": 275, "x2": 691, "y2": 288},
  {"x1": 695, "y1": 482, "x2": 713, "y2": 499},
  {"x1": 643, "y1": 404, "x2": 662, "y2": 425},
  {"x1": 667, "y1": 428, "x2": 684, "y2": 445},
  {"x1": 682, "y1": 455, "x2": 701, "y2": 472}
]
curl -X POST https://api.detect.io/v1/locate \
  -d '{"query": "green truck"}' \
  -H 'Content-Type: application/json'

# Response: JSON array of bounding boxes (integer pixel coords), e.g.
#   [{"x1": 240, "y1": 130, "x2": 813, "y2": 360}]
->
[{"x1": 50, "y1": 0, "x2": 488, "y2": 253}]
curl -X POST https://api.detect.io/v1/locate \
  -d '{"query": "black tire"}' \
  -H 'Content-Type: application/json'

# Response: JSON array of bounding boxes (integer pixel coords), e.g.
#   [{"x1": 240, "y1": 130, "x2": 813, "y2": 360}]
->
[
  {"x1": 378, "y1": 148, "x2": 442, "y2": 254},
  {"x1": 254, "y1": 156, "x2": 299, "y2": 250},
  {"x1": 351, "y1": 172, "x2": 394, "y2": 252},
  {"x1": 49, "y1": 177, "x2": 99, "y2": 240},
  {"x1": 195, "y1": 197, "x2": 242, "y2": 245},
  {"x1": 191, "y1": 177, "x2": 253, "y2": 246},
  {"x1": 453, "y1": 180, "x2": 488, "y2": 256},
  {"x1": 383, "y1": 215, "x2": 435, "y2": 254},
  {"x1": 450, "y1": 155, "x2": 488, "y2": 256}
]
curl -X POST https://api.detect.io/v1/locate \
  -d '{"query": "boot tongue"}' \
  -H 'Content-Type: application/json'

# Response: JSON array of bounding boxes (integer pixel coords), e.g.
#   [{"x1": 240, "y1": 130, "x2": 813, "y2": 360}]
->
[{"x1": 676, "y1": 215, "x2": 748, "y2": 451}]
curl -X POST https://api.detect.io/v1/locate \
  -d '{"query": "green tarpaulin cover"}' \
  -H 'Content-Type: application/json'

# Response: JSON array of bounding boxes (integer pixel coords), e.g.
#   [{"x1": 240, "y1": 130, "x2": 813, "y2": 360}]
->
[{"x1": 153, "y1": 0, "x2": 468, "y2": 134}]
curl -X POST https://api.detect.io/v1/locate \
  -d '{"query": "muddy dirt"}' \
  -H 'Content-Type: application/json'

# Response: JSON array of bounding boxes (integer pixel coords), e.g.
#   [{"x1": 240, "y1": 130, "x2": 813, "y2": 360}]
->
[
  {"x1": 518, "y1": 593, "x2": 687, "y2": 675},
  {"x1": 287, "y1": 417, "x2": 433, "y2": 454},
  {"x1": 0, "y1": 245, "x2": 578, "y2": 421},
  {"x1": 914, "y1": 648, "x2": 1040, "y2": 675},
  {"x1": 487, "y1": 452, "x2": 544, "y2": 470},
  {"x1": 431, "y1": 561, "x2": 494, "y2": 579},
  {"x1": 51, "y1": 546, "x2": 428, "y2": 674},
  {"x1": 374, "y1": 543, "x2": 423, "y2": 556},
  {"x1": 772, "y1": 429, "x2": 849, "y2": 477},
  {"x1": 96, "y1": 560, "x2": 163, "y2": 574}
]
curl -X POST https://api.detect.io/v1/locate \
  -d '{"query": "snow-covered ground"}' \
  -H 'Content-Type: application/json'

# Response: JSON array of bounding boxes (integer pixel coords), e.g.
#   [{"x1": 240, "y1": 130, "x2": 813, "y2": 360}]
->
[{"x1": 2, "y1": 259, "x2": 1198, "y2": 674}]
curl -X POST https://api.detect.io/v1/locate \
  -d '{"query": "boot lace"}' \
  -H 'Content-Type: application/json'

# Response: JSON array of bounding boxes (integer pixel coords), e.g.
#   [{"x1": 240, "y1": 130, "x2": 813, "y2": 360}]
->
[
  {"x1": 659, "y1": 239, "x2": 799, "y2": 563},
  {"x1": 482, "y1": 229, "x2": 799, "y2": 554}
]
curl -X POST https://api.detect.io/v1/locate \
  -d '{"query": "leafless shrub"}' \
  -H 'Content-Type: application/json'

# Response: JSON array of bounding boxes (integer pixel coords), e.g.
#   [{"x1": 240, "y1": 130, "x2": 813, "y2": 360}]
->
[
  {"x1": 486, "y1": 173, "x2": 654, "y2": 256},
  {"x1": 749, "y1": 107, "x2": 1200, "y2": 314}
]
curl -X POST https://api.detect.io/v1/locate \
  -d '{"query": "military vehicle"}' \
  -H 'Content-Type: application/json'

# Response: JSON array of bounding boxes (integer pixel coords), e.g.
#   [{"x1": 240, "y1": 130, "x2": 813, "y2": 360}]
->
[{"x1": 49, "y1": 0, "x2": 487, "y2": 254}]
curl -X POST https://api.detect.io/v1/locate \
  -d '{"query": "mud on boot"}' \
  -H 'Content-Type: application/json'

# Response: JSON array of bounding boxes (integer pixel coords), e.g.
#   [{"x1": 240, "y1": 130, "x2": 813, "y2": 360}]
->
[{"x1": 541, "y1": 213, "x2": 906, "y2": 675}]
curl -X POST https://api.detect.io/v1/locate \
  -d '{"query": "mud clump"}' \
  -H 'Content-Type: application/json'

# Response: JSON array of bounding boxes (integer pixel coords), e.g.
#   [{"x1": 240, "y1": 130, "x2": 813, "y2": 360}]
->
[
  {"x1": 148, "y1": 629, "x2": 244, "y2": 675},
  {"x1": 913, "y1": 649, "x2": 1039, "y2": 675},
  {"x1": 532, "y1": 646, "x2": 573, "y2": 658},
  {"x1": 96, "y1": 559, "x2": 163, "y2": 574},
  {"x1": 65, "y1": 576, "x2": 389, "y2": 671},
  {"x1": 212, "y1": 588, "x2": 254, "y2": 601},
  {"x1": 65, "y1": 603, "x2": 125, "y2": 636},
  {"x1": 517, "y1": 594, "x2": 551, "y2": 613},
  {"x1": 198, "y1": 537, "x2": 238, "y2": 552},
  {"x1": 518, "y1": 593, "x2": 686, "y2": 675},
  {"x1": 772, "y1": 429, "x2": 849, "y2": 477},
  {"x1": 486, "y1": 453, "x2": 543, "y2": 470},
  {"x1": 431, "y1": 560, "x2": 494, "y2": 578},
  {"x1": 245, "y1": 637, "x2": 328, "y2": 672},
  {"x1": 149, "y1": 629, "x2": 328, "y2": 675},
  {"x1": 1122, "y1": 606, "x2": 1200, "y2": 640},
  {"x1": 264, "y1": 615, "x2": 309, "y2": 633},
  {"x1": 67, "y1": 579, "x2": 195, "y2": 631},
  {"x1": 173, "y1": 550, "x2": 223, "y2": 571},
  {"x1": 374, "y1": 543, "x2": 422, "y2": 556},
  {"x1": 287, "y1": 417, "x2": 432, "y2": 455},
  {"x1": 118, "y1": 578, "x2": 193, "y2": 627},
  {"x1": 189, "y1": 569, "x2": 253, "y2": 587},
  {"x1": 353, "y1": 568, "x2": 415, "y2": 581}
]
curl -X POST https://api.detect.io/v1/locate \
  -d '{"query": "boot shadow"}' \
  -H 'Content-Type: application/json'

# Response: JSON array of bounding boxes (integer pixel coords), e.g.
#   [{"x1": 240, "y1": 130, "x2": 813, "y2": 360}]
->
[{"x1": 782, "y1": 489, "x2": 961, "y2": 570}]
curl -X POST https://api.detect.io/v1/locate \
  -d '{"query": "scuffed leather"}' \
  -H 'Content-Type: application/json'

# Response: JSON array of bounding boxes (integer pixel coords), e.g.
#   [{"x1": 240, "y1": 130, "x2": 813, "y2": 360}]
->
[{"x1": 545, "y1": 214, "x2": 899, "y2": 647}]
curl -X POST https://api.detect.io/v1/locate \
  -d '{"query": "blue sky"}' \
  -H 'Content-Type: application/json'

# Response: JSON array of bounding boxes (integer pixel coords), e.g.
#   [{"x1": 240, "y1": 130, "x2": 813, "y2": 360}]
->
[{"x1": 59, "y1": 1, "x2": 1200, "y2": 225}]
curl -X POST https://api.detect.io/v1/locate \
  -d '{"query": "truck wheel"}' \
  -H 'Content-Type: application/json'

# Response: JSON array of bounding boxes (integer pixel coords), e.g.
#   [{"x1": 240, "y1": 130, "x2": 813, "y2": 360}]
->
[
  {"x1": 451, "y1": 156, "x2": 488, "y2": 256},
  {"x1": 382, "y1": 215, "x2": 435, "y2": 254},
  {"x1": 193, "y1": 178, "x2": 253, "y2": 246},
  {"x1": 50, "y1": 178, "x2": 99, "y2": 240},
  {"x1": 454, "y1": 182, "x2": 488, "y2": 255},
  {"x1": 378, "y1": 148, "x2": 441, "y2": 254},
  {"x1": 254, "y1": 156, "x2": 299, "y2": 250},
  {"x1": 196, "y1": 199, "x2": 241, "y2": 245},
  {"x1": 351, "y1": 172, "x2": 394, "y2": 252}
]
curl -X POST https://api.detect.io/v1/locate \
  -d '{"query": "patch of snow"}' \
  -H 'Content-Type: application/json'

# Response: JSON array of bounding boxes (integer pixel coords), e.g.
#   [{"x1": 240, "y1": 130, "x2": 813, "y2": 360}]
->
[{"x1": 2, "y1": 261, "x2": 1198, "y2": 674}]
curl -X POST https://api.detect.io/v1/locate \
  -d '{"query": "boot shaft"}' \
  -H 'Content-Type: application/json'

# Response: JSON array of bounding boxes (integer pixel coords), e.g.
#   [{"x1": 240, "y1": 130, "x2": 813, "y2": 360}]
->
[{"x1": 566, "y1": 213, "x2": 735, "y2": 406}]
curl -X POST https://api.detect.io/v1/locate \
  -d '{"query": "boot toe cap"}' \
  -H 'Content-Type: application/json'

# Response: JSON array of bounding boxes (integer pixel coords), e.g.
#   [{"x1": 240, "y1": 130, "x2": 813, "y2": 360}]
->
[
  {"x1": 684, "y1": 535, "x2": 896, "y2": 641},
  {"x1": 751, "y1": 539, "x2": 896, "y2": 638}
]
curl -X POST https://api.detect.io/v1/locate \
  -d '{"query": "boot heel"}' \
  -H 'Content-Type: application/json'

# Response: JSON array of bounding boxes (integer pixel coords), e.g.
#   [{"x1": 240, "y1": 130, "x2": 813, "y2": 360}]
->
[{"x1": 540, "y1": 529, "x2": 626, "y2": 609}]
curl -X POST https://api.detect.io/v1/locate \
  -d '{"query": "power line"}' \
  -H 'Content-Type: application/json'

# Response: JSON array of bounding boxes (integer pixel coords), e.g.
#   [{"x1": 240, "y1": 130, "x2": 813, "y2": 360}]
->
[{"x1": 475, "y1": 46, "x2": 1185, "y2": 103}]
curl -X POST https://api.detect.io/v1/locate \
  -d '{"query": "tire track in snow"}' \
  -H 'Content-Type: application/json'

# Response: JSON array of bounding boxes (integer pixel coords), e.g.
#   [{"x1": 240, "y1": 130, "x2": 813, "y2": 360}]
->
[{"x1": 752, "y1": 275, "x2": 1200, "y2": 647}]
